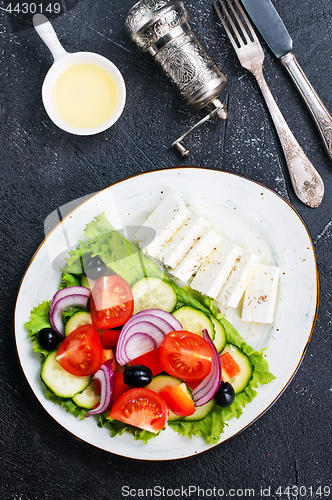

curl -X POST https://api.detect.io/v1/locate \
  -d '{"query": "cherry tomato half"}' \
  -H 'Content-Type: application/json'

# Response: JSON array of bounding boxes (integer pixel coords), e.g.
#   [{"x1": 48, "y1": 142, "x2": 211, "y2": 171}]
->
[
  {"x1": 109, "y1": 388, "x2": 169, "y2": 433},
  {"x1": 90, "y1": 276, "x2": 134, "y2": 329},
  {"x1": 160, "y1": 330, "x2": 214, "y2": 382},
  {"x1": 56, "y1": 324, "x2": 103, "y2": 376}
]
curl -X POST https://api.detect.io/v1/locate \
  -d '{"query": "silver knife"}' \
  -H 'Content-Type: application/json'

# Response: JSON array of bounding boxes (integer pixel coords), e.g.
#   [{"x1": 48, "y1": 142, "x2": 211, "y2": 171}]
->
[{"x1": 240, "y1": 0, "x2": 332, "y2": 162}]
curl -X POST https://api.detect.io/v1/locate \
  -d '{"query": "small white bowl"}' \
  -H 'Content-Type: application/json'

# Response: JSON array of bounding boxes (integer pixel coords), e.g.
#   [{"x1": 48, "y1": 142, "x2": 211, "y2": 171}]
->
[{"x1": 34, "y1": 14, "x2": 126, "y2": 136}]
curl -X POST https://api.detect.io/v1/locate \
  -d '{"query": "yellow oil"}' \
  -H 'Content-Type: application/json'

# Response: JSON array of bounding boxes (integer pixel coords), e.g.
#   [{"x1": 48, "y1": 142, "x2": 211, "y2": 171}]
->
[{"x1": 54, "y1": 63, "x2": 119, "y2": 128}]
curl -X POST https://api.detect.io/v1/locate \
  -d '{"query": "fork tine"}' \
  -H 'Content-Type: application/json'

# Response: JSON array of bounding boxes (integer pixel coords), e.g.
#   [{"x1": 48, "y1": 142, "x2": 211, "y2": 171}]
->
[
  {"x1": 224, "y1": 0, "x2": 251, "y2": 45},
  {"x1": 213, "y1": 1, "x2": 239, "y2": 52},
  {"x1": 232, "y1": 0, "x2": 259, "y2": 43},
  {"x1": 214, "y1": 0, "x2": 259, "y2": 48}
]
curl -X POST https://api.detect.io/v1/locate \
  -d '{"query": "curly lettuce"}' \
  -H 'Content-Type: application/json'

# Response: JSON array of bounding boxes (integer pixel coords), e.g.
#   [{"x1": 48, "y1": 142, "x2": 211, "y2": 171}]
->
[{"x1": 25, "y1": 300, "x2": 52, "y2": 359}]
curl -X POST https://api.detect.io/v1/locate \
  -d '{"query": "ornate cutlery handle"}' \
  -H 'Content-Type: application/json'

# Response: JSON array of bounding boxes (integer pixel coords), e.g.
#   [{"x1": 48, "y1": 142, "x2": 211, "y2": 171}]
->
[
  {"x1": 281, "y1": 52, "x2": 332, "y2": 162},
  {"x1": 253, "y1": 63, "x2": 324, "y2": 208}
]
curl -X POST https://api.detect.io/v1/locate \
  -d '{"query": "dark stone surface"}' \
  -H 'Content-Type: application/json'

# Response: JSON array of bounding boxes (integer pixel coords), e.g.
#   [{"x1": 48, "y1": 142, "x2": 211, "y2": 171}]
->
[{"x1": 1, "y1": 0, "x2": 331, "y2": 498}]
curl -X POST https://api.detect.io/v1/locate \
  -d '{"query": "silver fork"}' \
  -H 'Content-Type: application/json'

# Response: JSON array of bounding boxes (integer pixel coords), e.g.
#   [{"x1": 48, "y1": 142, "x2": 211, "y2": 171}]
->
[{"x1": 214, "y1": 0, "x2": 324, "y2": 208}]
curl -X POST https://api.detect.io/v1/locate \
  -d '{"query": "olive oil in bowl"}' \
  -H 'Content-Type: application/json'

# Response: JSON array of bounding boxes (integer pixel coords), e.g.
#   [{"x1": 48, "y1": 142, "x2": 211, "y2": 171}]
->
[{"x1": 54, "y1": 63, "x2": 119, "y2": 129}]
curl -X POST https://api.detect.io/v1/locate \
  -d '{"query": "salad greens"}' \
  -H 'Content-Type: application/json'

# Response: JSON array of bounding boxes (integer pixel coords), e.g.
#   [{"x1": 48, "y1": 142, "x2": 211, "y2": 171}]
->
[
  {"x1": 25, "y1": 300, "x2": 52, "y2": 358},
  {"x1": 25, "y1": 212, "x2": 275, "y2": 445},
  {"x1": 59, "y1": 272, "x2": 81, "y2": 290}
]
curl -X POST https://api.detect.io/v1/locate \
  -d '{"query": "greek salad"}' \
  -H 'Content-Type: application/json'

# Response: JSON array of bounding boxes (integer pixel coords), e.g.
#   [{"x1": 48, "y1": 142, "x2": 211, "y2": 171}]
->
[{"x1": 25, "y1": 211, "x2": 275, "y2": 444}]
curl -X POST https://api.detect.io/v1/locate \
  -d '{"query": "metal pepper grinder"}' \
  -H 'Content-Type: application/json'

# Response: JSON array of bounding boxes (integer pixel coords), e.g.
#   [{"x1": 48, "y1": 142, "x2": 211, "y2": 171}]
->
[{"x1": 125, "y1": 0, "x2": 228, "y2": 156}]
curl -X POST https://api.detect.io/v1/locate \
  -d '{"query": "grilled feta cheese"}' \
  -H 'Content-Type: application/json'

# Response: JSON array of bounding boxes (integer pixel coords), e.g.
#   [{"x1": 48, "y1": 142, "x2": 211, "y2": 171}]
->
[
  {"x1": 241, "y1": 264, "x2": 280, "y2": 324},
  {"x1": 170, "y1": 228, "x2": 222, "y2": 283},
  {"x1": 161, "y1": 205, "x2": 210, "y2": 269},
  {"x1": 133, "y1": 192, "x2": 190, "y2": 259},
  {"x1": 190, "y1": 238, "x2": 243, "y2": 299},
  {"x1": 217, "y1": 249, "x2": 260, "y2": 308}
]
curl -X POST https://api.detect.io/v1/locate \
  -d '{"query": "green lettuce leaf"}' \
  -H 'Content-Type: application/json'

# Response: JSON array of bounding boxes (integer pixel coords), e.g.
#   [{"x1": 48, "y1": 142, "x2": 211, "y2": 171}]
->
[
  {"x1": 24, "y1": 301, "x2": 53, "y2": 358},
  {"x1": 61, "y1": 240, "x2": 90, "y2": 275},
  {"x1": 59, "y1": 272, "x2": 81, "y2": 289}
]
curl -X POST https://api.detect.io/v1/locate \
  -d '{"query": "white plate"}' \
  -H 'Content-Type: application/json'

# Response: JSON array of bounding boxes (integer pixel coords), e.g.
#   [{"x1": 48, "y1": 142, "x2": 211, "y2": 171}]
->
[{"x1": 14, "y1": 168, "x2": 319, "y2": 461}]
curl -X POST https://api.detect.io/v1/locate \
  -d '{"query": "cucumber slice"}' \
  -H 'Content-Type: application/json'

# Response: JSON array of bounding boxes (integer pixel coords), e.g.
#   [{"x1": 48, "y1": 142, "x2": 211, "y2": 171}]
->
[
  {"x1": 146, "y1": 373, "x2": 182, "y2": 392},
  {"x1": 172, "y1": 306, "x2": 215, "y2": 339},
  {"x1": 80, "y1": 275, "x2": 95, "y2": 290},
  {"x1": 220, "y1": 344, "x2": 253, "y2": 394},
  {"x1": 180, "y1": 399, "x2": 215, "y2": 421},
  {"x1": 146, "y1": 374, "x2": 182, "y2": 422},
  {"x1": 64, "y1": 311, "x2": 92, "y2": 337},
  {"x1": 72, "y1": 380, "x2": 101, "y2": 409},
  {"x1": 168, "y1": 410, "x2": 181, "y2": 422},
  {"x1": 210, "y1": 316, "x2": 226, "y2": 352},
  {"x1": 132, "y1": 277, "x2": 177, "y2": 314},
  {"x1": 41, "y1": 351, "x2": 90, "y2": 398}
]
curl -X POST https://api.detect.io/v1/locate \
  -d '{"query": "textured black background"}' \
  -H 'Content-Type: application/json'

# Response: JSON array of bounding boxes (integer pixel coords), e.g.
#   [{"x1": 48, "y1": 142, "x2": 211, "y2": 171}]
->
[{"x1": 1, "y1": 0, "x2": 331, "y2": 499}]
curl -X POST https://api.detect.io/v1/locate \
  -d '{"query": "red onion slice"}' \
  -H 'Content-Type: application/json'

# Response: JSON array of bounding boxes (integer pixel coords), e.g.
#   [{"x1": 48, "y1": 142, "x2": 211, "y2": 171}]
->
[
  {"x1": 134, "y1": 309, "x2": 182, "y2": 331},
  {"x1": 123, "y1": 333, "x2": 157, "y2": 360},
  {"x1": 116, "y1": 321, "x2": 165, "y2": 365},
  {"x1": 118, "y1": 321, "x2": 165, "y2": 352},
  {"x1": 85, "y1": 359, "x2": 115, "y2": 417},
  {"x1": 192, "y1": 329, "x2": 222, "y2": 407},
  {"x1": 49, "y1": 286, "x2": 90, "y2": 317},
  {"x1": 49, "y1": 293, "x2": 89, "y2": 338},
  {"x1": 123, "y1": 314, "x2": 174, "y2": 335}
]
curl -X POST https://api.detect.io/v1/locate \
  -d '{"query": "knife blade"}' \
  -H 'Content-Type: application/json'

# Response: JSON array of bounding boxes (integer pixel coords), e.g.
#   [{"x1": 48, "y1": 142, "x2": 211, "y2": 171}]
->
[{"x1": 240, "y1": 0, "x2": 332, "y2": 162}]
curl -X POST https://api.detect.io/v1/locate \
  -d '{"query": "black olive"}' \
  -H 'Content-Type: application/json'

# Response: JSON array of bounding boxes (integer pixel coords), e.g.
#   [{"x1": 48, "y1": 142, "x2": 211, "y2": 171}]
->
[
  {"x1": 83, "y1": 255, "x2": 107, "y2": 280},
  {"x1": 123, "y1": 365, "x2": 153, "y2": 388},
  {"x1": 37, "y1": 328, "x2": 61, "y2": 350},
  {"x1": 214, "y1": 381, "x2": 235, "y2": 407}
]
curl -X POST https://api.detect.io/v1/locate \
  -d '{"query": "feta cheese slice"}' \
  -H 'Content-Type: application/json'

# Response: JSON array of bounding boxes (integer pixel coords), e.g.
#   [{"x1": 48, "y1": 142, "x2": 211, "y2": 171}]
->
[
  {"x1": 133, "y1": 192, "x2": 190, "y2": 259},
  {"x1": 170, "y1": 228, "x2": 222, "y2": 283},
  {"x1": 161, "y1": 205, "x2": 210, "y2": 269},
  {"x1": 190, "y1": 238, "x2": 243, "y2": 299},
  {"x1": 241, "y1": 264, "x2": 280, "y2": 324},
  {"x1": 217, "y1": 249, "x2": 260, "y2": 308}
]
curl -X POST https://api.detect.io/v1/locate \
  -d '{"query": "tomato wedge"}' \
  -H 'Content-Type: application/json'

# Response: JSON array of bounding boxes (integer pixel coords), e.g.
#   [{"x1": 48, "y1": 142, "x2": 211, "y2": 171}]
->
[
  {"x1": 160, "y1": 330, "x2": 213, "y2": 382},
  {"x1": 90, "y1": 276, "x2": 134, "y2": 329},
  {"x1": 109, "y1": 388, "x2": 169, "y2": 433},
  {"x1": 56, "y1": 324, "x2": 103, "y2": 376}
]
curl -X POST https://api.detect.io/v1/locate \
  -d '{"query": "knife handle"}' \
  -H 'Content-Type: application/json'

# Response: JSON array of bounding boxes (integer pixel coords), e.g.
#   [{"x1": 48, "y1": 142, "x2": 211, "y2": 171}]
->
[{"x1": 281, "y1": 52, "x2": 332, "y2": 162}]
